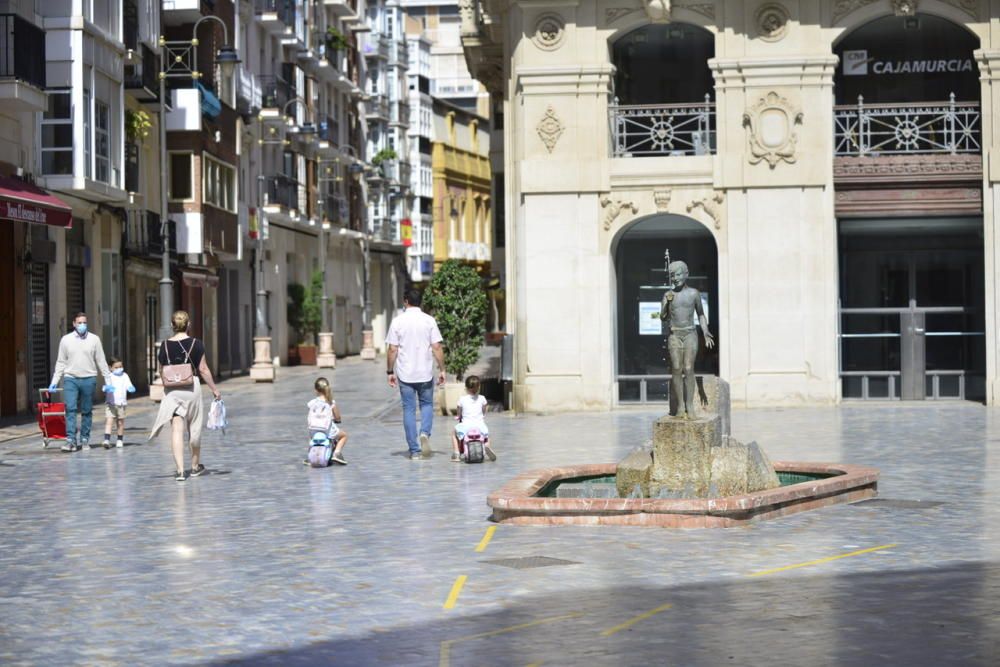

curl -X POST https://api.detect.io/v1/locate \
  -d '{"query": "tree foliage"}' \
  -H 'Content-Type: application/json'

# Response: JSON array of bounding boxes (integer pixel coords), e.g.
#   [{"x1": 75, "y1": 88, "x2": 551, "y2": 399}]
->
[
  {"x1": 423, "y1": 260, "x2": 488, "y2": 379},
  {"x1": 286, "y1": 282, "x2": 305, "y2": 344}
]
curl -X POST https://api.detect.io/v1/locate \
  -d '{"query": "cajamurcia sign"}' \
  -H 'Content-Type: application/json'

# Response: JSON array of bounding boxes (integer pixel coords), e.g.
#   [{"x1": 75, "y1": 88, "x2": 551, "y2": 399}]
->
[{"x1": 844, "y1": 50, "x2": 975, "y2": 76}]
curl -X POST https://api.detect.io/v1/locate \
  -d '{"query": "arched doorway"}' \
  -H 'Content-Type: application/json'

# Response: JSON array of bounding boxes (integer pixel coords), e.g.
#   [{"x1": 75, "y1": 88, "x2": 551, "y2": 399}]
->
[
  {"x1": 614, "y1": 215, "x2": 718, "y2": 403},
  {"x1": 610, "y1": 23, "x2": 716, "y2": 157},
  {"x1": 832, "y1": 14, "x2": 985, "y2": 401}
]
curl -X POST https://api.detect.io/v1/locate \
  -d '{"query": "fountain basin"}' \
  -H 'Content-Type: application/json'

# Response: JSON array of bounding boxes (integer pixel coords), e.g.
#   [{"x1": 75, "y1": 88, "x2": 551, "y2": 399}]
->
[{"x1": 488, "y1": 461, "x2": 879, "y2": 528}]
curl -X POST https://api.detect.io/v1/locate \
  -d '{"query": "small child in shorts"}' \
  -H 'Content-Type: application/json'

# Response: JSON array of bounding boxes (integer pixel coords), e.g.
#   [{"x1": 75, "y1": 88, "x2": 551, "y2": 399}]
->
[
  {"x1": 451, "y1": 375, "x2": 496, "y2": 462},
  {"x1": 102, "y1": 357, "x2": 135, "y2": 448},
  {"x1": 305, "y1": 377, "x2": 349, "y2": 465}
]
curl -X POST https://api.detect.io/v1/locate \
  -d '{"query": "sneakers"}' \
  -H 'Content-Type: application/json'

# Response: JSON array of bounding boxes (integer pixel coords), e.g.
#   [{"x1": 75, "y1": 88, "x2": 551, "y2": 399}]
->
[
  {"x1": 81, "y1": 442, "x2": 91, "y2": 451},
  {"x1": 190, "y1": 464, "x2": 206, "y2": 477},
  {"x1": 485, "y1": 444, "x2": 497, "y2": 462},
  {"x1": 419, "y1": 433, "x2": 431, "y2": 458},
  {"x1": 331, "y1": 452, "x2": 347, "y2": 465},
  {"x1": 60, "y1": 441, "x2": 76, "y2": 452},
  {"x1": 410, "y1": 452, "x2": 423, "y2": 460},
  {"x1": 174, "y1": 470, "x2": 187, "y2": 482},
  {"x1": 102, "y1": 440, "x2": 111, "y2": 449},
  {"x1": 116, "y1": 439, "x2": 123, "y2": 448},
  {"x1": 451, "y1": 453, "x2": 462, "y2": 463}
]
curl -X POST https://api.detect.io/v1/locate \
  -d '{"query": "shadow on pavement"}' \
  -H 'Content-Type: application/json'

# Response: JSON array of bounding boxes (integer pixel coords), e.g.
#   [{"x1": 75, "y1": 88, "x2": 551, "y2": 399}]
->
[{"x1": 208, "y1": 561, "x2": 1000, "y2": 666}]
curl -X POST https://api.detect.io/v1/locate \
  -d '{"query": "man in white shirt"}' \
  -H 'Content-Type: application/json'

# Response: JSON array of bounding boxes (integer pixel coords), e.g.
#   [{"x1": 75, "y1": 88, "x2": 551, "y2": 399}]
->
[
  {"x1": 386, "y1": 289, "x2": 446, "y2": 460},
  {"x1": 48, "y1": 312, "x2": 113, "y2": 452}
]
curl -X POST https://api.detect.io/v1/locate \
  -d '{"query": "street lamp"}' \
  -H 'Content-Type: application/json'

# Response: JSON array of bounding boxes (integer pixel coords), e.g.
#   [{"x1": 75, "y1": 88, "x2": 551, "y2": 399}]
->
[
  {"x1": 152, "y1": 15, "x2": 240, "y2": 400},
  {"x1": 339, "y1": 144, "x2": 376, "y2": 361}
]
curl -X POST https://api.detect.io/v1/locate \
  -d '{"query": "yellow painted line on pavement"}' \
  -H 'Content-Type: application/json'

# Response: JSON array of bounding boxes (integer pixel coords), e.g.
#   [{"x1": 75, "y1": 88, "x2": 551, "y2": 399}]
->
[
  {"x1": 526, "y1": 662, "x2": 544, "y2": 667},
  {"x1": 748, "y1": 543, "x2": 898, "y2": 578},
  {"x1": 600, "y1": 602, "x2": 673, "y2": 637},
  {"x1": 439, "y1": 613, "x2": 584, "y2": 667},
  {"x1": 443, "y1": 575, "x2": 468, "y2": 610},
  {"x1": 475, "y1": 526, "x2": 496, "y2": 552}
]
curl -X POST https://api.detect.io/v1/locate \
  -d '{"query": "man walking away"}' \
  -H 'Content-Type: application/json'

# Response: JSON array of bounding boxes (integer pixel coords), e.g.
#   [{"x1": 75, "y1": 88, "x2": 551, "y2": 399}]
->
[
  {"x1": 48, "y1": 313, "x2": 113, "y2": 452},
  {"x1": 386, "y1": 289, "x2": 446, "y2": 460}
]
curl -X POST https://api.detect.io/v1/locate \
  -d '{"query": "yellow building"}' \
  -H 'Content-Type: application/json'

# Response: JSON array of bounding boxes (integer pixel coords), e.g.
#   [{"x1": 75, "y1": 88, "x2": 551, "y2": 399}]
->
[{"x1": 432, "y1": 99, "x2": 492, "y2": 273}]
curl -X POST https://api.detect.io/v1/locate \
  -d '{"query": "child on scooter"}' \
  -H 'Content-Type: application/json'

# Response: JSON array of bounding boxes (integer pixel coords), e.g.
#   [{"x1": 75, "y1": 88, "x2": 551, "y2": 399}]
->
[
  {"x1": 305, "y1": 377, "x2": 349, "y2": 465},
  {"x1": 451, "y1": 375, "x2": 496, "y2": 462}
]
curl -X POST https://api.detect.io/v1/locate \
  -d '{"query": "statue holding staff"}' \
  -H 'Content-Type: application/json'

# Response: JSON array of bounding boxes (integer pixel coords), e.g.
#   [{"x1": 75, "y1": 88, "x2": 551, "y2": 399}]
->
[{"x1": 660, "y1": 250, "x2": 714, "y2": 418}]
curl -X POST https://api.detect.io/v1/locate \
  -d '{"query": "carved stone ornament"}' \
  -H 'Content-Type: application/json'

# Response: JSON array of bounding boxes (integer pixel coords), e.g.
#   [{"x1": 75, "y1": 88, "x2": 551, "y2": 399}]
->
[
  {"x1": 678, "y1": 2, "x2": 717, "y2": 19},
  {"x1": 742, "y1": 92, "x2": 804, "y2": 169},
  {"x1": 533, "y1": 13, "x2": 565, "y2": 51},
  {"x1": 536, "y1": 106, "x2": 565, "y2": 153},
  {"x1": 601, "y1": 195, "x2": 639, "y2": 231},
  {"x1": 891, "y1": 0, "x2": 918, "y2": 15},
  {"x1": 755, "y1": 3, "x2": 790, "y2": 42},
  {"x1": 686, "y1": 192, "x2": 726, "y2": 230},
  {"x1": 831, "y1": 0, "x2": 878, "y2": 24},
  {"x1": 654, "y1": 189, "x2": 672, "y2": 212},
  {"x1": 644, "y1": 0, "x2": 671, "y2": 23},
  {"x1": 940, "y1": 0, "x2": 978, "y2": 18},
  {"x1": 605, "y1": 7, "x2": 642, "y2": 24}
]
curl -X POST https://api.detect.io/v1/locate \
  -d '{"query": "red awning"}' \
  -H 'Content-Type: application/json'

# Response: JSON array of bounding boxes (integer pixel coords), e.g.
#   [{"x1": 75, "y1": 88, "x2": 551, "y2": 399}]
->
[{"x1": 0, "y1": 176, "x2": 73, "y2": 228}]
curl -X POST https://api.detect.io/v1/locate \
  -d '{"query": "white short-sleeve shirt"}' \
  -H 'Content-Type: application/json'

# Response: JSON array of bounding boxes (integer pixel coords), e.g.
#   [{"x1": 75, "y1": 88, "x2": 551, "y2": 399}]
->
[
  {"x1": 385, "y1": 307, "x2": 443, "y2": 383},
  {"x1": 457, "y1": 393, "x2": 487, "y2": 424}
]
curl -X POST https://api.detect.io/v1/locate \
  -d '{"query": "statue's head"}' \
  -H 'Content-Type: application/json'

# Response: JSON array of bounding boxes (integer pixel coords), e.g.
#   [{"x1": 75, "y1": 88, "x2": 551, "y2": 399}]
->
[{"x1": 668, "y1": 260, "x2": 689, "y2": 288}]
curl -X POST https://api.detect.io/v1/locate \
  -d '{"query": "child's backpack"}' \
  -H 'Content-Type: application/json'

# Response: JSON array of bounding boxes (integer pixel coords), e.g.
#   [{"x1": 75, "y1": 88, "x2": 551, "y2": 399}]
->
[
  {"x1": 307, "y1": 432, "x2": 332, "y2": 467},
  {"x1": 464, "y1": 428, "x2": 485, "y2": 464},
  {"x1": 307, "y1": 399, "x2": 334, "y2": 433}
]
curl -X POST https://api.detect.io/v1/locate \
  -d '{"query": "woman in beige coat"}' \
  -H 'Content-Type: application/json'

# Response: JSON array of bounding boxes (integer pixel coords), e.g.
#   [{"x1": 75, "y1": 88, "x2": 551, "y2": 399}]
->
[{"x1": 149, "y1": 311, "x2": 222, "y2": 481}]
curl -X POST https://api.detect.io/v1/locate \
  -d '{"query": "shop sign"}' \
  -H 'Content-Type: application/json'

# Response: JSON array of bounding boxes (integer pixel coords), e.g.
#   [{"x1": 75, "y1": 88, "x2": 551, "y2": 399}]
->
[
  {"x1": 845, "y1": 50, "x2": 974, "y2": 76},
  {"x1": 400, "y1": 218, "x2": 413, "y2": 247}
]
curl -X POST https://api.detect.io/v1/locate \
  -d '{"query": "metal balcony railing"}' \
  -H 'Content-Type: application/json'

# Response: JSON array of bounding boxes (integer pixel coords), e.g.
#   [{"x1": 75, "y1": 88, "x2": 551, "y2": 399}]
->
[
  {"x1": 259, "y1": 75, "x2": 294, "y2": 112},
  {"x1": 125, "y1": 211, "x2": 172, "y2": 258},
  {"x1": 124, "y1": 0, "x2": 138, "y2": 51},
  {"x1": 125, "y1": 143, "x2": 140, "y2": 194},
  {"x1": 0, "y1": 14, "x2": 46, "y2": 89},
  {"x1": 255, "y1": 0, "x2": 295, "y2": 26},
  {"x1": 319, "y1": 116, "x2": 339, "y2": 144},
  {"x1": 235, "y1": 67, "x2": 262, "y2": 117},
  {"x1": 262, "y1": 174, "x2": 299, "y2": 210},
  {"x1": 124, "y1": 43, "x2": 159, "y2": 98},
  {"x1": 610, "y1": 97, "x2": 716, "y2": 157},
  {"x1": 834, "y1": 94, "x2": 981, "y2": 156},
  {"x1": 365, "y1": 94, "x2": 389, "y2": 119}
]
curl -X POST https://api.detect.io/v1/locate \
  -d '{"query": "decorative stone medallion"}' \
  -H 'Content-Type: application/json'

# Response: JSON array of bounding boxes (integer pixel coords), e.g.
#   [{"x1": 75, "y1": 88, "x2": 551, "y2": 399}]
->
[
  {"x1": 536, "y1": 106, "x2": 564, "y2": 153},
  {"x1": 755, "y1": 3, "x2": 790, "y2": 42},
  {"x1": 742, "y1": 92, "x2": 803, "y2": 169},
  {"x1": 533, "y1": 13, "x2": 565, "y2": 51}
]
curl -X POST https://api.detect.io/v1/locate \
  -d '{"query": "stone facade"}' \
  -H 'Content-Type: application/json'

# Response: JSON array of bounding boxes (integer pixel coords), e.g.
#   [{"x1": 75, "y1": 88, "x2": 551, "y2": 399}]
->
[{"x1": 463, "y1": 0, "x2": 1000, "y2": 412}]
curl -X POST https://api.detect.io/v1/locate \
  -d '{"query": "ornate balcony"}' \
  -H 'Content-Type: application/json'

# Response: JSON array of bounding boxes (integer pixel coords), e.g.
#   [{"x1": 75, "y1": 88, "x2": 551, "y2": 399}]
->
[
  {"x1": 124, "y1": 210, "x2": 173, "y2": 258},
  {"x1": 609, "y1": 97, "x2": 716, "y2": 157},
  {"x1": 834, "y1": 95, "x2": 981, "y2": 157}
]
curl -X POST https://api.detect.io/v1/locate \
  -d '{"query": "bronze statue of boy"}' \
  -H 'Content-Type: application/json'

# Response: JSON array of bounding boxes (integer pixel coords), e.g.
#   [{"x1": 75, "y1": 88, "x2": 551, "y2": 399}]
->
[{"x1": 660, "y1": 259, "x2": 714, "y2": 418}]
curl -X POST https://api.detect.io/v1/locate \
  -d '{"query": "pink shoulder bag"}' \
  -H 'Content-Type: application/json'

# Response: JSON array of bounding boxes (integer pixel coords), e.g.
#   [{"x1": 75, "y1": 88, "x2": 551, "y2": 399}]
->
[{"x1": 162, "y1": 340, "x2": 195, "y2": 388}]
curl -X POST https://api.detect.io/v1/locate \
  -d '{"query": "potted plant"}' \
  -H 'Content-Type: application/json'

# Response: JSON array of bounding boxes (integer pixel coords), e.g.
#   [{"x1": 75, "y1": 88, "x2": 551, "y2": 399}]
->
[
  {"x1": 298, "y1": 271, "x2": 324, "y2": 365},
  {"x1": 371, "y1": 147, "x2": 398, "y2": 178},
  {"x1": 325, "y1": 27, "x2": 349, "y2": 55},
  {"x1": 286, "y1": 282, "x2": 305, "y2": 366},
  {"x1": 423, "y1": 259, "x2": 488, "y2": 414},
  {"x1": 125, "y1": 109, "x2": 152, "y2": 144}
]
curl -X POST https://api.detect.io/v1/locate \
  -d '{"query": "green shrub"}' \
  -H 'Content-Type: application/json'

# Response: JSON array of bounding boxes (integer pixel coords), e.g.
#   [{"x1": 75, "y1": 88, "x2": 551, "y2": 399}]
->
[
  {"x1": 287, "y1": 282, "x2": 305, "y2": 344},
  {"x1": 301, "y1": 271, "x2": 324, "y2": 345},
  {"x1": 423, "y1": 260, "x2": 488, "y2": 379}
]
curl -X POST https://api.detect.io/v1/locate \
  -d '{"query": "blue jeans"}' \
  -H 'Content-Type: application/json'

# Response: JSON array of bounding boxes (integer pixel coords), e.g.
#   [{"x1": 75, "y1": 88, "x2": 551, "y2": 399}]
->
[
  {"x1": 399, "y1": 380, "x2": 434, "y2": 454},
  {"x1": 63, "y1": 375, "x2": 97, "y2": 445}
]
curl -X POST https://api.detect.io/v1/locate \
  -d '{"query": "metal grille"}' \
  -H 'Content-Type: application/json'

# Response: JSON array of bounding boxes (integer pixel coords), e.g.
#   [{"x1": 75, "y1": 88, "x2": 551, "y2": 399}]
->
[
  {"x1": 28, "y1": 263, "x2": 49, "y2": 393},
  {"x1": 834, "y1": 95, "x2": 981, "y2": 156},
  {"x1": 610, "y1": 98, "x2": 716, "y2": 157},
  {"x1": 481, "y1": 556, "x2": 581, "y2": 570},
  {"x1": 66, "y1": 265, "x2": 85, "y2": 325}
]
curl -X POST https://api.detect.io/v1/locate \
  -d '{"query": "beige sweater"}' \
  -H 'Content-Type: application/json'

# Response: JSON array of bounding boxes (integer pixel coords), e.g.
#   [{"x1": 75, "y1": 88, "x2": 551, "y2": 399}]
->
[{"x1": 51, "y1": 332, "x2": 112, "y2": 385}]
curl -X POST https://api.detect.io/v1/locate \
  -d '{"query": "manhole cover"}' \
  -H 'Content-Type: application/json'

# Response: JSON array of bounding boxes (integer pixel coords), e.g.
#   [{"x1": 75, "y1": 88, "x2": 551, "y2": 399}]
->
[
  {"x1": 852, "y1": 499, "x2": 945, "y2": 509},
  {"x1": 481, "y1": 556, "x2": 581, "y2": 570}
]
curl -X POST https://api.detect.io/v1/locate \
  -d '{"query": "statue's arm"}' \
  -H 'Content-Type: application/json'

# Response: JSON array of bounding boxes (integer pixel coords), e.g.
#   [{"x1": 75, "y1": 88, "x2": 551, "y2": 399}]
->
[
  {"x1": 694, "y1": 290, "x2": 714, "y2": 346},
  {"x1": 660, "y1": 292, "x2": 671, "y2": 320}
]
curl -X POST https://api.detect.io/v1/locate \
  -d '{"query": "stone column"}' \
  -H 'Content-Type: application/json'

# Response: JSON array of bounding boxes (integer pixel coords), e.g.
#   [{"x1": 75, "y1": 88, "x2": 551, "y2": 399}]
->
[{"x1": 977, "y1": 50, "x2": 1000, "y2": 405}]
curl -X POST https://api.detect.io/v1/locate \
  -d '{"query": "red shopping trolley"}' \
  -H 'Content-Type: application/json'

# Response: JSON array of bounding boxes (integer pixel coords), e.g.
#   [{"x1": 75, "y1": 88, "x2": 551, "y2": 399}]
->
[{"x1": 36, "y1": 388, "x2": 67, "y2": 448}]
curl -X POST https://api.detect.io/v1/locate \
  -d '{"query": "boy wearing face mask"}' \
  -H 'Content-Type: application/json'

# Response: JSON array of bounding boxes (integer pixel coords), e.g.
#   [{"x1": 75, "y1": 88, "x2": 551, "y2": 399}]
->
[
  {"x1": 102, "y1": 357, "x2": 135, "y2": 449},
  {"x1": 48, "y1": 312, "x2": 113, "y2": 452}
]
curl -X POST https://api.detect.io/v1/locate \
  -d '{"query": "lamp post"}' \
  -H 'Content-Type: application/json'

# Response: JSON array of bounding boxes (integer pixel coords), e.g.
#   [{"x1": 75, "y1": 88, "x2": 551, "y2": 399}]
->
[
  {"x1": 316, "y1": 157, "x2": 338, "y2": 369},
  {"x1": 338, "y1": 144, "x2": 376, "y2": 360},
  {"x1": 151, "y1": 16, "x2": 239, "y2": 401}
]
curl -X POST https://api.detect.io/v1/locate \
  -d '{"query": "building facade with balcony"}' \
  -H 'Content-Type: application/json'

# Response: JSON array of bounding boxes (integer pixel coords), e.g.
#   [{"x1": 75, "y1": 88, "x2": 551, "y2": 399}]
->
[
  {"x1": 0, "y1": 6, "x2": 72, "y2": 416},
  {"x1": 363, "y1": 0, "x2": 409, "y2": 351},
  {"x1": 464, "y1": 0, "x2": 1000, "y2": 412},
  {"x1": 405, "y1": 25, "x2": 434, "y2": 282},
  {"x1": 431, "y1": 98, "x2": 490, "y2": 273}
]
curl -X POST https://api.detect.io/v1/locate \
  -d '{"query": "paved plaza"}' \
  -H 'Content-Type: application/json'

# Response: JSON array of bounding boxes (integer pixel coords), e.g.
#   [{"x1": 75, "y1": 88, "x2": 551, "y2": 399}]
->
[{"x1": 2, "y1": 359, "x2": 1000, "y2": 666}]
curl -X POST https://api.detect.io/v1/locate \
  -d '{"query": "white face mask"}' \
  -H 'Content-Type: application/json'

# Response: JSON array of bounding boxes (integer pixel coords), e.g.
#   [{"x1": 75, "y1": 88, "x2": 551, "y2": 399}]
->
[{"x1": 112, "y1": 369, "x2": 124, "y2": 376}]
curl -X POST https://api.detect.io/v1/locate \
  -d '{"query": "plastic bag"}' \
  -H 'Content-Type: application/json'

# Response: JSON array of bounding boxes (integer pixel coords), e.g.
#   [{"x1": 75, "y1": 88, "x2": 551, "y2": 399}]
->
[{"x1": 206, "y1": 398, "x2": 228, "y2": 434}]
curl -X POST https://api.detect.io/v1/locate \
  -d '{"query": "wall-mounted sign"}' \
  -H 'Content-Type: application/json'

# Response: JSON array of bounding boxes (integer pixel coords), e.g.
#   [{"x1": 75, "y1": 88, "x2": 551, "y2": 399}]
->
[
  {"x1": 844, "y1": 49, "x2": 974, "y2": 76},
  {"x1": 639, "y1": 301, "x2": 661, "y2": 336}
]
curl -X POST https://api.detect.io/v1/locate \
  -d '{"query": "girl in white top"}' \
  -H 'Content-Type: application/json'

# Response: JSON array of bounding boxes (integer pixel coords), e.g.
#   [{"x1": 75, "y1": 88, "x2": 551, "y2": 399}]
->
[
  {"x1": 306, "y1": 377, "x2": 349, "y2": 465},
  {"x1": 451, "y1": 375, "x2": 496, "y2": 462}
]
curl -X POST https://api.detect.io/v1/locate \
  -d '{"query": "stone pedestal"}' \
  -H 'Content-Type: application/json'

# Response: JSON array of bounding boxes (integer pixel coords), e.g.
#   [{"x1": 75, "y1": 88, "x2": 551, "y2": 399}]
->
[
  {"x1": 615, "y1": 446, "x2": 653, "y2": 498},
  {"x1": 649, "y1": 415, "x2": 721, "y2": 498},
  {"x1": 360, "y1": 329, "x2": 376, "y2": 360},
  {"x1": 710, "y1": 439, "x2": 780, "y2": 497},
  {"x1": 317, "y1": 332, "x2": 336, "y2": 368},
  {"x1": 250, "y1": 337, "x2": 276, "y2": 382},
  {"x1": 698, "y1": 376, "x2": 731, "y2": 438}
]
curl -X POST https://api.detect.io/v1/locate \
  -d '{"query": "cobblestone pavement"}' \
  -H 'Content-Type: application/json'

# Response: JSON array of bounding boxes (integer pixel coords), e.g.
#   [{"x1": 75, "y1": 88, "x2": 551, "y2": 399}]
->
[{"x1": 2, "y1": 359, "x2": 1000, "y2": 666}]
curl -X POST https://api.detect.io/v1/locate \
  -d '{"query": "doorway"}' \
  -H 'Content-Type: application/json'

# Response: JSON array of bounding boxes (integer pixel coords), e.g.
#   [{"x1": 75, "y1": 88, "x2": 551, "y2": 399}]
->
[{"x1": 838, "y1": 217, "x2": 985, "y2": 401}]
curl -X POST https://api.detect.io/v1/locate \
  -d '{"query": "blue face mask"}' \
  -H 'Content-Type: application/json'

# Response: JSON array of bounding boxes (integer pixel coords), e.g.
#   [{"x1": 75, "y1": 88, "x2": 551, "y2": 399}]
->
[
  {"x1": 112, "y1": 368, "x2": 124, "y2": 376},
  {"x1": 75, "y1": 323, "x2": 88, "y2": 336}
]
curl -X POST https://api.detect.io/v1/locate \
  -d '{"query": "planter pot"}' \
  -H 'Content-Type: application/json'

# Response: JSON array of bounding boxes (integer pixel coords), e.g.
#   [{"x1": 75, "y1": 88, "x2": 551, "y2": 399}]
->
[
  {"x1": 440, "y1": 381, "x2": 466, "y2": 416},
  {"x1": 298, "y1": 345, "x2": 318, "y2": 366},
  {"x1": 287, "y1": 346, "x2": 301, "y2": 367}
]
